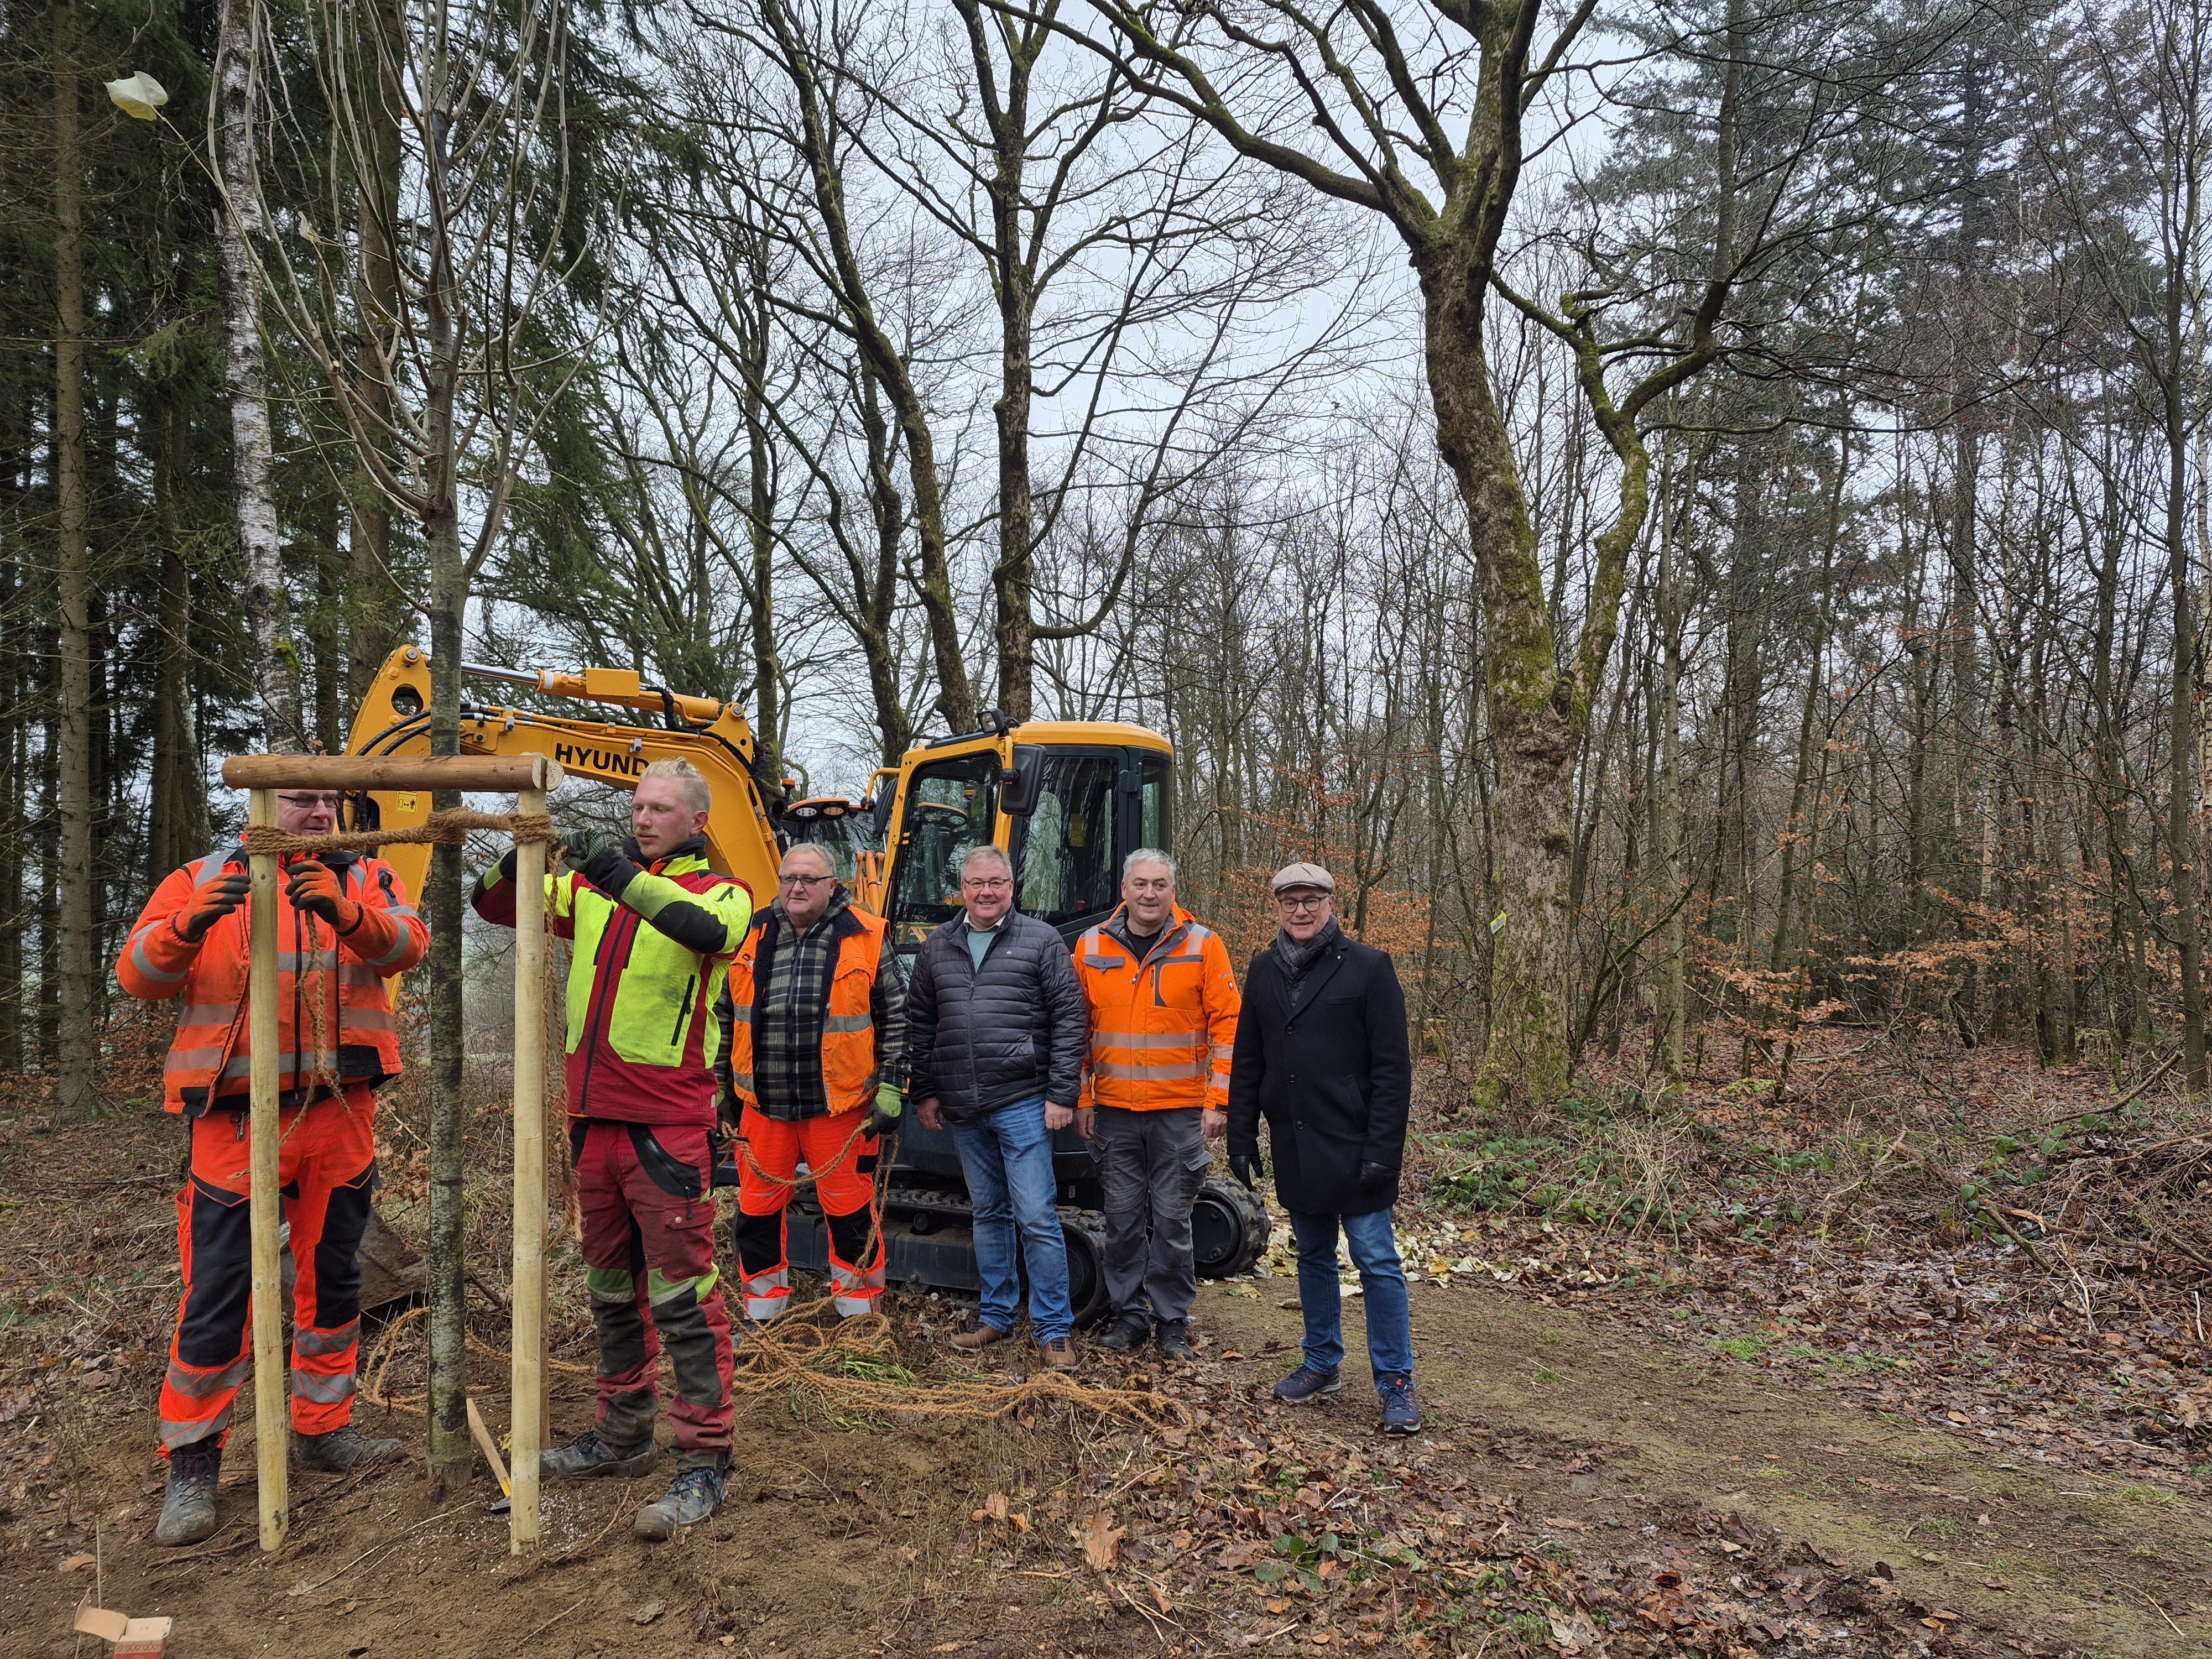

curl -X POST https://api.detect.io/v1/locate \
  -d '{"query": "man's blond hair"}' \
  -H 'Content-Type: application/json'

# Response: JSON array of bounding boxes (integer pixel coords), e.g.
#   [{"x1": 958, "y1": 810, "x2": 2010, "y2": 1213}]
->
[{"x1": 639, "y1": 757, "x2": 712, "y2": 817}]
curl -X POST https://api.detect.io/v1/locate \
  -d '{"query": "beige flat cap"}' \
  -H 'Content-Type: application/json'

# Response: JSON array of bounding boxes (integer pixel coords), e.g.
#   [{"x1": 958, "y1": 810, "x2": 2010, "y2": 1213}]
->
[{"x1": 1271, "y1": 862, "x2": 1335, "y2": 894}]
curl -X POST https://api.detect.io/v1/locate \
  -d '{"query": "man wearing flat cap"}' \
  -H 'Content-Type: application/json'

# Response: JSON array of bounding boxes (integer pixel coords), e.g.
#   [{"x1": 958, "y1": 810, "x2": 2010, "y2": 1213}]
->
[{"x1": 1225, "y1": 863, "x2": 1420, "y2": 1434}]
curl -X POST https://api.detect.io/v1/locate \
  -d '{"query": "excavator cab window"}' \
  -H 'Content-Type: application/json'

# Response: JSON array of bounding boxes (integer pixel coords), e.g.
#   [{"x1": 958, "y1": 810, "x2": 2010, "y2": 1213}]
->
[
  {"x1": 889, "y1": 753, "x2": 999, "y2": 948},
  {"x1": 1012, "y1": 753, "x2": 1120, "y2": 933},
  {"x1": 1138, "y1": 750, "x2": 1171, "y2": 852}
]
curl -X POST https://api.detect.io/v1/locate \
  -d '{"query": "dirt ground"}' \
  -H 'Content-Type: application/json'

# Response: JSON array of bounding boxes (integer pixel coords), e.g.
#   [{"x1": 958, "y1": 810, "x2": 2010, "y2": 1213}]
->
[{"x1": 3, "y1": 1038, "x2": 2208, "y2": 1659}]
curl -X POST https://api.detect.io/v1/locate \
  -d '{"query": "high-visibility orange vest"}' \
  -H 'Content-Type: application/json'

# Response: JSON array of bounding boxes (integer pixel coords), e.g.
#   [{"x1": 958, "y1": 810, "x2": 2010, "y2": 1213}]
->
[
  {"x1": 1073, "y1": 905, "x2": 1240, "y2": 1111},
  {"x1": 724, "y1": 902, "x2": 889, "y2": 1118},
  {"x1": 117, "y1": 844, "x2": 428, "y2": 1114}
]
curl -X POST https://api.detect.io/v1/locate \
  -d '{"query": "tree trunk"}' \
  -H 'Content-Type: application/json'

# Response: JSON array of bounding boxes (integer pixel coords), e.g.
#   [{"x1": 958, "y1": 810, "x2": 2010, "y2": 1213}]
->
[
  {"x1": 2163, "y1": 374, "x2": 2205, "y2": 1092},
  {"x1": 50, "y1": 0, "x2": 97, "y2": 1123},
  {"x1": 148, "y1": 398, "x2": 207, "y2": 880},
  {"x1": 854, "y1": 365, "x2": 915, "y2": 764},
  {"x1": 421, "y1": 97, "x2": 469, "y2": 1490},
  {"x1": 1417, "y1": 248, "x2": 1571, "y2": 1110},
  {"x1": 346, "y1": 0, "x2": 404, "y2": 701},
  {"x1": 1654, "y1": 440, "x2": 1691, "y2": 1094},
  {"x1": 738, "y1": 264, "x2": 784, "y2": 800},
  {"x1": 213, "y1": 0, "x2": 304, "y2": 750}
]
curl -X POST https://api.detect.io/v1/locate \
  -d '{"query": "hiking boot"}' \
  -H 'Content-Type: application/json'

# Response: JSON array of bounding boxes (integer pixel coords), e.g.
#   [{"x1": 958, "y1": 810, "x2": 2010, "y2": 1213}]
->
[
  {"x1": 295, "y1": 1424, "x2": 401, "y2": 1473},
  {"x1": 951, "y1": 1319, "x2": 1011, "y2": 1350},
  {"x1": 1039, "y1": 1336, "x2": 1078, "y2": 1371},
  {"x1": 1272, "y1": 1362, "x2": 1342, "y2": 1403},
  {"x1": 155, "y1": 1444, "x2": 221, "y2": 1546},
  {"x1": 1155, "y1": 1319, "x2": 1196, "y2": 1361},
  {"x1": 634, "y1": 1462, "x2": 728, "y2": 1541},
  {"x1": 542, "y1": 1427, "x2": 656, "y2": 1479},
  {"x1": 1377, "y1": 1375, "x2": 1423, "y2": 1436},
  {"x1": 1094, "y1": 1314, "x2": 1151, "y2": 1352}
]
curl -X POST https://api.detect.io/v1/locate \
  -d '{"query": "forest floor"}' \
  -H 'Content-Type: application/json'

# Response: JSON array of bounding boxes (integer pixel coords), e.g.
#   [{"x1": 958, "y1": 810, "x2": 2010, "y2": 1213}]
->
[{"x1": 0, "y1": 1029, "x2": 2205, "y2": 1658}]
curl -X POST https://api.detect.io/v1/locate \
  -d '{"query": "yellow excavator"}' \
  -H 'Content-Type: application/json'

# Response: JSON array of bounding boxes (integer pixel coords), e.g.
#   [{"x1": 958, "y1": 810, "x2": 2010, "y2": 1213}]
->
[{"x1": 338, "y1": 647, "x2": 1267, "y2": 1315}]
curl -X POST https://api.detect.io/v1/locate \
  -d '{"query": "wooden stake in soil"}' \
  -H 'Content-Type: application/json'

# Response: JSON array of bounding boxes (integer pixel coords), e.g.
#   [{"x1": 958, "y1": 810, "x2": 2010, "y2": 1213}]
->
[
  {"x1": 509, "y1": 781, "x2": 551, "y2": 1552},
  {"x1": 247, "y1": 786, "x2": 289, "y2": 1551}
]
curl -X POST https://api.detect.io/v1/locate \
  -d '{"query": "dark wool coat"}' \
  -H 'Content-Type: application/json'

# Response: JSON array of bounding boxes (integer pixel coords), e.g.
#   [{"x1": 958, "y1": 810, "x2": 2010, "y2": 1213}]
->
[
  {"x1": 905, "y1": 910, "x2": 1088, "y2": 1121},
  {"x1": 1225, "y1": 936, "x2": 1412, "y2": 1214}
]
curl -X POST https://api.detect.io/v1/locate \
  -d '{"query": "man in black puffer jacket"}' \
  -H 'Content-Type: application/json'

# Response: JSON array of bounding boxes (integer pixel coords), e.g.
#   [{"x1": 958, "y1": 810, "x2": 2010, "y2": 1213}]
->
[{"x1": 906, "y1": 845, "x2": 1089, "y2": 1369}]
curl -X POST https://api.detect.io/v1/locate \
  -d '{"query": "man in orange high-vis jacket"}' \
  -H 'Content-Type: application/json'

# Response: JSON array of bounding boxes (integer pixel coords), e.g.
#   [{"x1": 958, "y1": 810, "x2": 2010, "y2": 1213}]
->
[
  {"x1": 118, "y1": 786, "x2": 429, "y2": 1547},
  {"x1": 718, "y1": 843, "x2": 905, "y2": 1323},
  {"x1": 1072, "y1": 849, "x2": 1239, "y2": 1361}
]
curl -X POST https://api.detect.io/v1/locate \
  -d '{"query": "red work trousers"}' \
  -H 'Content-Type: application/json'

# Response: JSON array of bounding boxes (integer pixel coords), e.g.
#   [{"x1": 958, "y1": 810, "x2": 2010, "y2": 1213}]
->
[
  {"x1": 732, "y1": 1104, "x2": 884, "y2": 1320},
  {"x1": 158, "y1": 1086, "x2": 378, "y2": 1455},
  {"x1": 571, "y1": 1119, "x2": 735, "y2": 1460}
]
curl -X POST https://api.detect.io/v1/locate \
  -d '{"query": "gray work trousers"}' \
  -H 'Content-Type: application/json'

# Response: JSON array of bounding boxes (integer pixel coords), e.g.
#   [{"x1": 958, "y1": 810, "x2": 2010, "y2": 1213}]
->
[{"x1": 1093, "y1": 1104, "x2": 1209, "y2": 1325}]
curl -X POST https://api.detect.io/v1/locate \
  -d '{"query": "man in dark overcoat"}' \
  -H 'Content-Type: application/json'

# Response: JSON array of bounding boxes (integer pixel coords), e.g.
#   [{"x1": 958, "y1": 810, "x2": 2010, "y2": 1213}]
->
[{"x1": 1225, "y1": 862, "x2": 1420, "y2": 1433}]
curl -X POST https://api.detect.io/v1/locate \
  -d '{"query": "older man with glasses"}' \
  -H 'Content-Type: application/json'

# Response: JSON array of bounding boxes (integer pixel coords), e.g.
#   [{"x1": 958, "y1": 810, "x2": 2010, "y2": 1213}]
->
[
  {"x1": 718, "y1": 842, "x2": 906, "y2": 1324},
  {"x1": 1227, "y1": 863, "x2": 1421, "y2": 1436},
  {"x1": 905, "y1": 846, "x2": 1090, "y2": 1370}
]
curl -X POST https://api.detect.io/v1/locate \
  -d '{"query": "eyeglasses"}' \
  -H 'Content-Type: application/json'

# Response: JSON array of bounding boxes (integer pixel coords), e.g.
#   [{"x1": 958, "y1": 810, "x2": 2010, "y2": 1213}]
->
[
  {"x1": 779, "y1": 873, "x2": 834, "y2": 889},
  {"x1": 1276, "y1": 893, "x2": 1329, "y2": 912},
  {"x1": 962, "y1": 878, "x2": 1013, "y2": 892},
  {"x1": 279, "y1": 793, "x2": 345, "y2": 811}
]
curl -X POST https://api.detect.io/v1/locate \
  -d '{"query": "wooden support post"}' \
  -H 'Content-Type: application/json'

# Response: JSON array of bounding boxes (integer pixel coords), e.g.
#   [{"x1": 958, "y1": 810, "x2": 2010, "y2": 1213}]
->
[
  {"x1": 509, "y1": 784, "x2": 549, "y2": 1553},
  {"x1": 246, "y1": 788, "x2": 288, "y2": 1552}
]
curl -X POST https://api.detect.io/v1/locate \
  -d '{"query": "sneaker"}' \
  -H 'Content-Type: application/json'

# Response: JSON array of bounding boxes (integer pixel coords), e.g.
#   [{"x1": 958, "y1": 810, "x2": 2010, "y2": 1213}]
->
[
  {"x1": 1094, "y1": 1315, "x2": 1151, "y2": 1352},
  {"x1": 1039, "y1": 1336, "x2": 1078, "y2": 1371},
  {"x1": 1272, "y1": 1362, "x2": 1342, "y2": 1403},
  {"x1": 295, "y1": 1424, "x2": 401, "y2": 1472},
  {"x1": 1378, "y1": 1375, "x2": 1423, "y2": 1436},
  {"x1": 541, "y1": 1427, "x2": 656, "y2": 1479},
  {"x1": 951, "y1": 1320, "x2": 1012, "y2": 1350},
  {"x1": 155, "y1": 1443, "x2": 221, "y2": 1546},
  {"x1": 1155, "y1": 1319, "x2": 1196, "y2": 1361},
  {"x1": 633, "y1": 1462, "x2": 728, "y2": 1541}
]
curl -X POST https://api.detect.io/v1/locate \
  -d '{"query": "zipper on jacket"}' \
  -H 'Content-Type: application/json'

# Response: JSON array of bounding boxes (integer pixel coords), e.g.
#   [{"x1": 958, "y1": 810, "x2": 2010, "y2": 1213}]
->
[{"x1": 668, "y1": 975, "x2": 695, "y2": 1046}]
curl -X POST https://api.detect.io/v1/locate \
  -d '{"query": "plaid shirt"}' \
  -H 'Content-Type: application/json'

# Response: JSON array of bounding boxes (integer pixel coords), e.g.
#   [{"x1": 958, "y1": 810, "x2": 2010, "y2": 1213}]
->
[{"x1": 743, "y1": 888, "x2": 906, "y2": 1121}]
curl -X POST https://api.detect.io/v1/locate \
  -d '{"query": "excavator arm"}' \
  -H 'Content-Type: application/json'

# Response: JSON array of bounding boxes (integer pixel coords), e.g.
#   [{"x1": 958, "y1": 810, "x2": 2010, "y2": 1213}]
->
[{"x1": 342, "y1": 647, "x2": 788, "y2": 908}]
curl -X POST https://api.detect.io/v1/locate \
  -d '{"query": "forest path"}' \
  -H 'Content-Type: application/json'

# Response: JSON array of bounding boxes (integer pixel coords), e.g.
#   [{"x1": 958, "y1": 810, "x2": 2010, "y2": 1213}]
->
[{"x1": 1194, "y1": 1278, "x2": 2209, "y2": 1658}]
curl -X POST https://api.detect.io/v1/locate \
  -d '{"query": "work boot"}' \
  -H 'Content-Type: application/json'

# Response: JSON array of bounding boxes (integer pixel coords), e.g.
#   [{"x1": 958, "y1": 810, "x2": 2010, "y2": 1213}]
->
[
  {"x1": 1272, "y1": 1362, "x2": 1342, "y2": 1404},
  {"x1": 1377, "y1": 1375, "x2": 1423, "y2": 1437},
  {"x1": 542, "y1": 1427, "x2": 656, "y2": 1479},
  {"x1": 1094, "y1": 1314, "x2": 1150, "y2": 1352},
  {"x1": 1040, "y1": 1336, "x2": 1078, "y2": 1371},
  {"x1": 155, "y1": 1442, "x2": 222, "y2": 1547},
  {"x1": 1154, "y1": 1319, "x2": 1196, "y2": 1362},
  {"x1": 634, "y1": 1462, "x2": 729, "y2": 1541},
  {"x1": 951, "y1": 1320, "x2": 1011, "y2": 1351},
  {"x1": 295, "y1": 1424, "x2": 401, "y2": 1473}
]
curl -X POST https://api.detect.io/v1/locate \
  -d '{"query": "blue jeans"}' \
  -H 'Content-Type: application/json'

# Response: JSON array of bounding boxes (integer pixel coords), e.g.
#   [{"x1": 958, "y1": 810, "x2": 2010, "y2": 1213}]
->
[
  {"x1": 951, "y1": 1096, "x2": 1072, "y2": 1342},
  {"x1": 1288, "y1": 1207, "x2": 1413, "y2": 1387}
]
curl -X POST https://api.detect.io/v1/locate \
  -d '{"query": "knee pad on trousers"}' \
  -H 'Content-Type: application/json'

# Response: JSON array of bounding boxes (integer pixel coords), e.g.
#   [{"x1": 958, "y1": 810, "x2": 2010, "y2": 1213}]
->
[
  {"x1": 732, "y1": 1205, "x2": 786, "y2": 1276},
  {"x1": 825, "y1": 1203, "x2": 880, "y2": 1271}
]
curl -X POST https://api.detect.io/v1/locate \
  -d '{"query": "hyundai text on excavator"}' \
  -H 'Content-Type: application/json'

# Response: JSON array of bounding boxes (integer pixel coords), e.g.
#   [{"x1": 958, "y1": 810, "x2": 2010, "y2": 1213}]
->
[{"x1": 341, "y1": 647, "x2": 1267, "y2": 1318}]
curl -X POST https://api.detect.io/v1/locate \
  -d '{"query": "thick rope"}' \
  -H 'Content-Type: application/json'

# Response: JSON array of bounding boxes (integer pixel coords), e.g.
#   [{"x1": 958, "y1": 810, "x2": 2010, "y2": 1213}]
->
[{"x1": 241, "y1": 808, "x2": 556, "y2": 857}]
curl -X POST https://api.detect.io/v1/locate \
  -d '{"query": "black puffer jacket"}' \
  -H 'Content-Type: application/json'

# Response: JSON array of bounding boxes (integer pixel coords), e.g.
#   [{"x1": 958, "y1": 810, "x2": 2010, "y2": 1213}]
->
[{"x1": 905, "y1": 911, "x2": 1088, "y2": 1121}]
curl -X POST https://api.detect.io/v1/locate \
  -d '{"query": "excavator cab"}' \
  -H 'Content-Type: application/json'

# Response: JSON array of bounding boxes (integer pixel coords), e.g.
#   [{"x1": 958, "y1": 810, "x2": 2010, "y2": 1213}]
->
[{"x1": 775, "y1": 796, "x2": 885, "y2": 910}]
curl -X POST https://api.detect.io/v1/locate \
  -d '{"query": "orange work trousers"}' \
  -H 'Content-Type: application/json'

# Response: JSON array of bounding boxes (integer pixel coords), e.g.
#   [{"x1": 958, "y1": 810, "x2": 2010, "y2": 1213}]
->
[
  {"x1": 731, "y1": 1104, "x2": 883, "y2": 1319},
  {"x1": 156, "y1": 1087, "x2": 377, "y2": 1455}
]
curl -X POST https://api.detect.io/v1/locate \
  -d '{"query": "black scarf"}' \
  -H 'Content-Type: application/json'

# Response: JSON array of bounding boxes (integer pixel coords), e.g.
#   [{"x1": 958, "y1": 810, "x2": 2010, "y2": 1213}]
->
[{"x1": 1271, "y1": 917, "x2": 1342, "y2": 984}]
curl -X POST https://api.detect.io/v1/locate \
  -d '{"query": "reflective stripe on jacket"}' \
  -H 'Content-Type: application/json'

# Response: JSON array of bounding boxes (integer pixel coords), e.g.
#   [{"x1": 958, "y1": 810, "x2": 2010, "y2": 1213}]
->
[
  {"x1": 117, "y1": 844, "x2": 428, "y2": 1114},
  {"x1": 1073, "y1": 904, "x2": 1240, "y2": 1112},
  {"x1": 723, "y1": 901, "x2": 893, "y2": 1120},
  {"x1": 473, "y1": 838, "x2": 752, "y2": 1128}
]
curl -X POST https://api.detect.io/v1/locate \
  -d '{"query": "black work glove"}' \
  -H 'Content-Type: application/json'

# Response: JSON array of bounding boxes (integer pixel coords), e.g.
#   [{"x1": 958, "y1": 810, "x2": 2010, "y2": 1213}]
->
[
  {"x1": 580, "y1": 839, "x2": 643, "y2": 900},
  {"x1": 177, "y1": 868, "x2": 252, "y2": 942},
  {"x1": 860, "y1": 1083, "x2": 903, "y2": 1142},
  {"x1": 1358, "y1": 1160, "x2": 1395, "y2": 1193},
  {"x1": 1229, "y1": 1150, "x2": 1264, "y2": 1191}
]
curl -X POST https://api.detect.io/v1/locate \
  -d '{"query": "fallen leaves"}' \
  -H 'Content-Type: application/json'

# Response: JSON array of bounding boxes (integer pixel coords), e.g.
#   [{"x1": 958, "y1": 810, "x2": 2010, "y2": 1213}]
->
[{"x1": 1076, "y1": 1510, "x2": 1123, "y2": 1573}]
